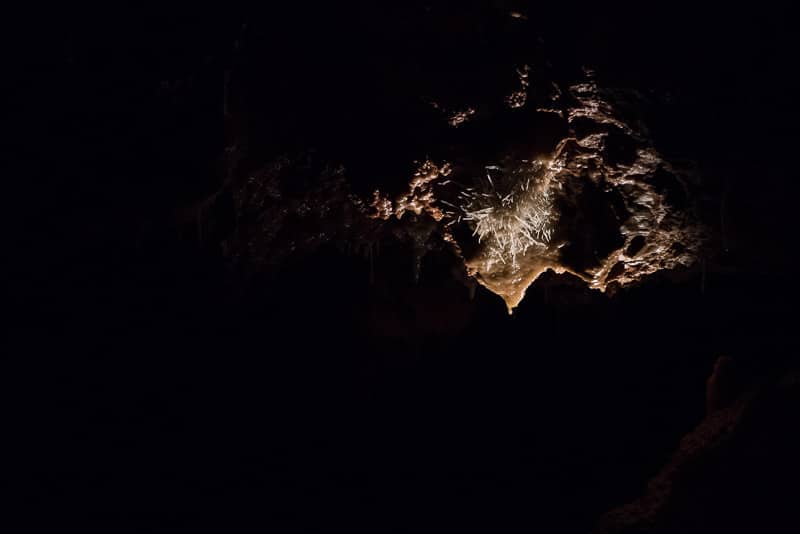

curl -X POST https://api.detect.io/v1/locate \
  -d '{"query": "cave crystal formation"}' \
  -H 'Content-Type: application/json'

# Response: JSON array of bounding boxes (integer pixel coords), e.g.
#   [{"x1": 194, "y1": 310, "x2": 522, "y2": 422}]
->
[
  {"x1": 219, "y1": 73, "x2": 704, "y2": 312},
  {"x1": 369, "y1": 77, "x2": 704, "y2": 312}
]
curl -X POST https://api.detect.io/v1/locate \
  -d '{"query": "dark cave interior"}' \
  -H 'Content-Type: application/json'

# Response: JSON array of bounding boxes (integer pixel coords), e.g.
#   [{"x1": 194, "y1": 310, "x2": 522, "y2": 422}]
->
[{"x1": 6, "y1": 2, "x2": 800, "y2": 532}]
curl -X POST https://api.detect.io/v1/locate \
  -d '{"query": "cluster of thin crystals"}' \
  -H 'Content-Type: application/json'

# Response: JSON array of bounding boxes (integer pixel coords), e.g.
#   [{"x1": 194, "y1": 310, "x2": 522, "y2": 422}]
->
[{"x1": 458, "y1": 162, "x2": 556, "y2": 268}]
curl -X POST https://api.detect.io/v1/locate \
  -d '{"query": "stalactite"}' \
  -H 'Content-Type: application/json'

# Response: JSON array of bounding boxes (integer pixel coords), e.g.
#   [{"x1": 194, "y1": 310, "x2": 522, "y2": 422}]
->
[
  {"x1": 720, "y1": 184, "x2": 729, "y2": 253},
  {"x1": 701, "y1": 257, "x2": 706, "y2": 295},
  {"x1": 368, "y1": 243, "x2": 374, "y2": 285}
]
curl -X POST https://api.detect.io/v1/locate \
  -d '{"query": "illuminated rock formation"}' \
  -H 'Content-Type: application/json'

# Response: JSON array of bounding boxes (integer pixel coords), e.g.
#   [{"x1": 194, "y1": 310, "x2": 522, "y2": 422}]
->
[
  {"x1": 216, "y1": 69, "x2": 705, "y2": 311},
  {"x1": 371, "y1": 74, "x2": 706, "y2": 312}
]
